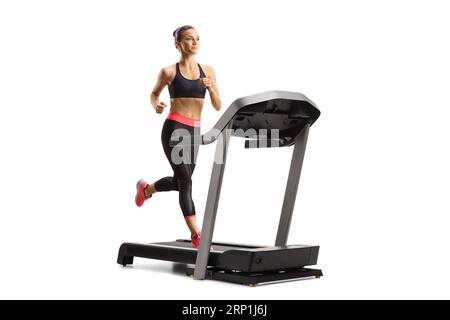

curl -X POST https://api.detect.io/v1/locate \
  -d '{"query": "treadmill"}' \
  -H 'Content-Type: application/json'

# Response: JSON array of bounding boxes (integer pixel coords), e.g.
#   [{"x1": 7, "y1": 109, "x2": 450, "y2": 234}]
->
[{"x1": 117, "y1": 90, "x2": 322, "y2": 286}]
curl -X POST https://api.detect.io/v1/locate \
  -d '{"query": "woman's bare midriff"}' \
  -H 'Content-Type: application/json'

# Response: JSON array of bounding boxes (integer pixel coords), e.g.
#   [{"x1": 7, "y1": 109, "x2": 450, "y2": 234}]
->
[{"x1": 170, "y1": 97, "x2": 204, "y2": 119}]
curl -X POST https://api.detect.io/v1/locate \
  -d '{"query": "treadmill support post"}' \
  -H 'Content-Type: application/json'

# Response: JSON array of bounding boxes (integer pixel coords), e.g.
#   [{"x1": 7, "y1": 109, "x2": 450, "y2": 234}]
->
[
  {"x1": 194, "y1": 122, "x2": 233, "y2": 280},
  {"x1": 275, "y1": 124, "x2": 311, "y2": 246}
]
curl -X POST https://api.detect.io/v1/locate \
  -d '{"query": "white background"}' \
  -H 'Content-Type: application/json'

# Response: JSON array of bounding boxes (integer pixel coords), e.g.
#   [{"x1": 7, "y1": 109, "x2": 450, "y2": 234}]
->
[{"x1": 1, "y1": 0, "x2": 449, "y2": 299}]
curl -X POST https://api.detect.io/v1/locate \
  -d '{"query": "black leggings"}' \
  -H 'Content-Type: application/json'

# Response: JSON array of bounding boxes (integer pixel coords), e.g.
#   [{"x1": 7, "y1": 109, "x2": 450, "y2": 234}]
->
[{"x1": 154, "y1": 119, "x2": 200, "y2": 217}]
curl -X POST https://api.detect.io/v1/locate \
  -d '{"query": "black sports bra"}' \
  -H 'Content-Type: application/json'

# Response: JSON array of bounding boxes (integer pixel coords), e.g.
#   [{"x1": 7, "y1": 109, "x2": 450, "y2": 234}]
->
[{"x1": 168, "y1": 63, "x2": 207, "y2": 99}]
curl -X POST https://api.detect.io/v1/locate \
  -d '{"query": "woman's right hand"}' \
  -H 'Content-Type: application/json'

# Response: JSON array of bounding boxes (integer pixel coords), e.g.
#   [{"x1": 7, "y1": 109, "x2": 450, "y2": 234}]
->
[{"x1": 155, "y1": 102, "x2": 167, "y2": 114}]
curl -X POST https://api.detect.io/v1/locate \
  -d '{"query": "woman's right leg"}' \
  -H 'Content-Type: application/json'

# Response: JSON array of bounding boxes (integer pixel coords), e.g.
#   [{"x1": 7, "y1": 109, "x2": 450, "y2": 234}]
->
[
  {"x1": 143, "y1": 119, "x2": 182, "y2": 198},
  {"x1": 137, "y1": 120, "x2": 197, "y2": 214}
]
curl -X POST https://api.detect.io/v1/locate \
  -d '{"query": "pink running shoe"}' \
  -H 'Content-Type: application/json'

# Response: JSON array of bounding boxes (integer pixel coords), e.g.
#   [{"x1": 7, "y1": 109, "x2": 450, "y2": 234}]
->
[
  {"x1": 135, "y1": 179, "x2": 151, "y2": 207},
  {"x1": 191, "y1": 231, "x2": 201, "y2": 249}
]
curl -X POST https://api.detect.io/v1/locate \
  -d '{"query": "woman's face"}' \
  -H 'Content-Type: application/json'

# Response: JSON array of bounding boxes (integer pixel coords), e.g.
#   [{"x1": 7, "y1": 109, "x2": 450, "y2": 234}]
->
[{"x1": 176, "y1": 29, "x2": 200, "y2": 54}]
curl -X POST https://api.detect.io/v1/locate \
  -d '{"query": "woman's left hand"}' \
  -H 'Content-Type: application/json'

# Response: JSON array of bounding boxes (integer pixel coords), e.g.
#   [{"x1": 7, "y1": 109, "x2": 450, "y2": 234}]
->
[{"x1": 199, "y1": 77, "x2": 212, "y2": 89}]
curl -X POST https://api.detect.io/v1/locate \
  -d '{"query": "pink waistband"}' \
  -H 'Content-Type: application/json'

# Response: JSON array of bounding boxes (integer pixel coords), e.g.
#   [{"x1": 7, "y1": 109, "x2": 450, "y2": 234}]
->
[{"x1": 167, "y1": 112, "x2": 201, "y2": 127}]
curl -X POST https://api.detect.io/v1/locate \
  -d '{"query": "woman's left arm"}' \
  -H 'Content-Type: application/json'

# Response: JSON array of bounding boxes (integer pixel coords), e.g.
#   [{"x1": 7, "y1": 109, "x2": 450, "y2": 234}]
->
[{"x1": 200, "y1": 65, "x2": 221, "y2": 111}]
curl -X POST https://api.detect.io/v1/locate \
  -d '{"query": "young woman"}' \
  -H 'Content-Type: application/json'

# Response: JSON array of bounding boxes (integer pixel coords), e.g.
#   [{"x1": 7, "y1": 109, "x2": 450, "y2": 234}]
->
[{"x1": 135, "y1": 25, "x2": 221, "y2": 248}]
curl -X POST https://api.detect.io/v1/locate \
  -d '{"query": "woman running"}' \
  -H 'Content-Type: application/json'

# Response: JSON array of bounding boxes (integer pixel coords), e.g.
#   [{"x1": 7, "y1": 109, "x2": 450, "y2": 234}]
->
[{"x1": 135, "y1": 25, "x2": 222, "y2": 248}]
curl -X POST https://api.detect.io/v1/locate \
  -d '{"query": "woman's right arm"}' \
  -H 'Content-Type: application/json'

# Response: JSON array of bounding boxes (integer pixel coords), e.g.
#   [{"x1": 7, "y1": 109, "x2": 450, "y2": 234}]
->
[{"x1": 150, "y1": 68, "x2": 170, "y2": 114}]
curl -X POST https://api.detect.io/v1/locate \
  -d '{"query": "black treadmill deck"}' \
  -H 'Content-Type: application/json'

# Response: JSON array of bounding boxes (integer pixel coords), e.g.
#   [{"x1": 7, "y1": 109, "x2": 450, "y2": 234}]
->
[{"x1": 118, "y1": 240, "x2": 320, "y2": 274}]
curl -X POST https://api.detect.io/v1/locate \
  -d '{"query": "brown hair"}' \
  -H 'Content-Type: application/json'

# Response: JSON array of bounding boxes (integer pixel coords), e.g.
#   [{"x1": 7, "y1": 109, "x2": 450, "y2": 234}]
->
[{"x1": 173, "y1": 25, "x2": 195, "y2": 42}]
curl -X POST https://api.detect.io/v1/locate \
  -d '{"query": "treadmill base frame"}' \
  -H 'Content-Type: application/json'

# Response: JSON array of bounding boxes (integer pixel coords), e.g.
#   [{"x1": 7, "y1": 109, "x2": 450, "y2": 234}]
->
[{"x1": 186, "y1": 266, "x2": 323, "y2": 286}]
